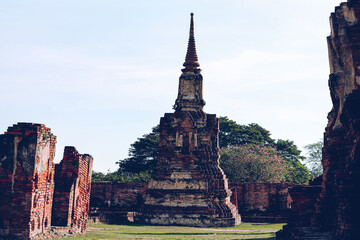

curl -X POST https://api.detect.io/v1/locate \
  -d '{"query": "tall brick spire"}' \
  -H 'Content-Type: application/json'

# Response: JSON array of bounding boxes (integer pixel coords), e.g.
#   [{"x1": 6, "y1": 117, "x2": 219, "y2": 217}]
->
[
  {"x1": 140, "y1": 14, "x2": 240, "y2": 228},
  {"x1": 182, "y1": 13, "x2": 200, "y2": 72},
  {"x1": 175, "y1": 13, "x2": 205, "y2": 112}
]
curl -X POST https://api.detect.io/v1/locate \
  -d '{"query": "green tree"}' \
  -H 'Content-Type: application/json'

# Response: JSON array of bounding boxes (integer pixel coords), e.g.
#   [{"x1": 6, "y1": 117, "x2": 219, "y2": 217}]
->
[
  {"x1": 117, "y1": 125, "x2": 159, "y2": 173},
  {"x1": 92, "y1": 170, "x2": 151, "y2": 182},
  {"x1": 92, "y1": 171, "x2": 106, "y2": 182},
  {"x1": 220, "y1": 144, "x2": 288, "y2": 183},
  {"x1": 219, "y1": 118, "x2": 309, "y2": 184},
  {"x1": 275, "y1": 139, "x2": 304, "y2": 162},
  {"x1": 304, "y1": 140, "x2": 323, "y2": 178},
  {"x1": 219, "y1": 117, "x2": 274, "y2": 148},
  {"x1": 275, "y1": 139, "x2": 310, "y2": 184},
  {"x1": 284, "y1": 160, "x2": 310, "y2": 185}
]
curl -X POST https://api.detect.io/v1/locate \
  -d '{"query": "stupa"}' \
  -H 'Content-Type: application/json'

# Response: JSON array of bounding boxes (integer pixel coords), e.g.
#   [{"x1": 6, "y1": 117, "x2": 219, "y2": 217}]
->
[{"x1": 139, "y1": 13, "x2": 241, "y2": 227}]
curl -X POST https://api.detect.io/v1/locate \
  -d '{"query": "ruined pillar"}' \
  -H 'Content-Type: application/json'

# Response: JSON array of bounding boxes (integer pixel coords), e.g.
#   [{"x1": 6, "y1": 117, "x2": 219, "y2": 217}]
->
[
  {"x1": 313, "y1": 1, "x2": 360, "y2": 238},
  {"x1": 278, "y1": 1, "x2": 360, "y2": 239},
  {"x1": 0, "y1": 123, "x2": 56, "y2": 239},
  {"x1": 138, "y1": 13, "x2": 240, "y2": 227},
  {"x1": 52, "y1": 146, "x2": 93, "y2": 233}
]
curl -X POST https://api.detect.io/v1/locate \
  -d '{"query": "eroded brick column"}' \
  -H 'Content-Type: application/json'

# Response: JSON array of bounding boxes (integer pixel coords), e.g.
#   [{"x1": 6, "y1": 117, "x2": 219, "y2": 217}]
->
[
  {"x1": 0, "y1": 123, "x2": 56, "y2": 239},
  {"x1": 52, "y1": 146, "x2": 93, "y2": 233},
  {"x1": 278, "y1": 1, "x2": 360, "y2": 239}
]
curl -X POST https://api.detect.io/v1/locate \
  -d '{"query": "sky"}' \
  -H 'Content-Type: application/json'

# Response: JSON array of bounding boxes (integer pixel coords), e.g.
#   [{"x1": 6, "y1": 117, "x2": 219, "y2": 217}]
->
[{"x1": 0, "y1": 0, "x2": 344, "y2": 172}]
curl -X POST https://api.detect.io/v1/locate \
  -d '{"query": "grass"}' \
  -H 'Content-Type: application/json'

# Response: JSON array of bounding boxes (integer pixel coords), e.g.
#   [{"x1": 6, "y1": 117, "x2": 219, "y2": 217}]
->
[{"x1": 58, "y1": 222, "x2": 285, "y2": 240}]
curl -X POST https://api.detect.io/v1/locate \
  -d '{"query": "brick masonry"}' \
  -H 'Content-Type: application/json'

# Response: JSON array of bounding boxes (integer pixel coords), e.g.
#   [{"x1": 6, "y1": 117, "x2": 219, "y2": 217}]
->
[
  {"x1": 230, "y1": 183, "x2": 295, "y2": 222},
  {"x1": 135, "y1": 14, "x2": 240, "y2": 227},
  {"x1": 278, "y1": 1, "x2": 360, "y2": 239},
  {"x1": 90, "y1": 182, "x2": 295, "y2": 224},
  {"x1": 0, "y1": 123, "x2": 93, "y2": 239},
  {"x1": 90, "y1": 182, "x2": 147, "y2": 224},
  {"x1": 0, "y1": 123, "x2": 56, "y2": 239},
  {"x1": 52, "y1": 146, "x2": 93, "y2": 233}
]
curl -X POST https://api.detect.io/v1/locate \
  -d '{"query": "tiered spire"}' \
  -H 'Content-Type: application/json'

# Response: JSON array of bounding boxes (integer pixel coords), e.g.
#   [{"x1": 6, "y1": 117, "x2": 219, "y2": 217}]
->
[{"x1": 182, "y1": 13, "x2": 200, "y2": 72}]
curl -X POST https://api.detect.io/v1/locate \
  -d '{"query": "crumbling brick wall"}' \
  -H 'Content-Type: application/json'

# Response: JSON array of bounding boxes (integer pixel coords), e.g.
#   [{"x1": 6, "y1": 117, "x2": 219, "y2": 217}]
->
[
  {"x1": 89, "y1": 182, "x2": 147, "y2": 224},
  {"x1": 90, "y1": 182, "x2": 294, "y2": 223},
  {"x1": 0, "y1": 123, "x2": 56, "y2": 239},
  {"x1": 288, "y1": 186, "x2": 322, "y2": 227},
  {"x1": 276, "y1": 184, "x2": 324, "y2": 240},
  {"x1": 52, "y1": 146, "x2": 93, "y2": 233},
  {"x1": 230, "y1": 183, "x2": 294, "y2": 222}
]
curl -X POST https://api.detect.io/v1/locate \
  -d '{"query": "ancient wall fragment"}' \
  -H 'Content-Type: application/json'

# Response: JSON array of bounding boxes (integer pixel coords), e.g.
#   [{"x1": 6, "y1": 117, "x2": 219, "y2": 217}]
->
[
  {"x1": 89, "y1": 182, "x2": 147, "y2": 224},
  {"x1": 0, "y1": 123, "x2": 56, "y2": 239},
  {"x1": 90, "y1": 182, "x2": 295, "y2": 224},
  {"x1": 278, "y1": 1, "x2": 360, "y2": 239},
  {"x1": 52, "y1": 146, "x2": 93, "y2": 233},
  {"x1": 230, "y1": 183, "x2": 294, "y2": 223},
  {"x1": 277, "y1": 185, "x2": 323, "y2": 239}
]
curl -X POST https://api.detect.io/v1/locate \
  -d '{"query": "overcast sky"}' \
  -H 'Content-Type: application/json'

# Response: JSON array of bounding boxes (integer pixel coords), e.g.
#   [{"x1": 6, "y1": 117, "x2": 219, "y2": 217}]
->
[{"x1": 0, "y1": 0, "x2": 344, "y2": 172}]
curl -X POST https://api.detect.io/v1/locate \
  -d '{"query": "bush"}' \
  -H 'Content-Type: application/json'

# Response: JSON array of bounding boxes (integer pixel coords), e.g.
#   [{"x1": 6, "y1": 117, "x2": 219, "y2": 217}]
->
[
  {"x1": 92, "y1": 170, "x2": 151, "y2": 182},
  {"x1": 220, "y1": 144, "x2": 288, "y2": 183}
]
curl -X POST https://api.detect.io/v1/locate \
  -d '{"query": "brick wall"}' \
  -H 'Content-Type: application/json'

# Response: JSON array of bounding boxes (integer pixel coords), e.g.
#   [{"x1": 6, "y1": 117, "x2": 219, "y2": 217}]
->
[
  {"x1": 90, "y1": 182, "x2": 147, "y2": 224},
  {"x1": 52, "y1": 146, "x2": 93, "y2": 233},
  {"x1": 0, "y1": 123, "x2": 93, "y2": 239},
  {"x1": 90, "y1": 182, "x2": 294, "y2": 223},
  {"x1": 287, "y1": 186, "x2": 322, "y2": 228},
  {"x1": 230, "y1": 183, "x2": 294, "y2": 222},
  {"x1": 0, "y1": 123, "x2": 56, "y2": 239}
]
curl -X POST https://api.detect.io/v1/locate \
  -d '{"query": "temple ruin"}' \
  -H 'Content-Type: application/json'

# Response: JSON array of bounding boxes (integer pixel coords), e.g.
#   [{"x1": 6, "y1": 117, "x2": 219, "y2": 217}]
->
[
  {"x1": 0, "y1": 123, "x2": 93, "y2": 239},
  {"x1": 0, "y1": 123, "x2": 57, "y2": 239},
  {"x1": 137, "y1": 13, "x2": 241, "y2": 227},
  {"x1": 89, "y1": 182, "x2": 295, "y2": 224},
  {"x1": 277, "y1": 1, "x2": 360, "y2": 239},
  {"x1": 52, "y1": 146, "x2": 93, "y2": 233},
  {"x1": 4, "y1": 3, "x2": 360, "y2": 238}
]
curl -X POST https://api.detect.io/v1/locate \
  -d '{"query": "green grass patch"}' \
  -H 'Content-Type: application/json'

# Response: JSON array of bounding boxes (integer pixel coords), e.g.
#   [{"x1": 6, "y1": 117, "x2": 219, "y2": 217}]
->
[{"x1": 59, "y1": 222, "x2": 284, "y2": 240}]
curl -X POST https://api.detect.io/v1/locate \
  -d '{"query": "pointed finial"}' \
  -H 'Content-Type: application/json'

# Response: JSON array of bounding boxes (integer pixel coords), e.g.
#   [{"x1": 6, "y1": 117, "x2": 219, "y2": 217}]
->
[{"x1": 182, "y1": 12, "x2": 200, "y2": 72}]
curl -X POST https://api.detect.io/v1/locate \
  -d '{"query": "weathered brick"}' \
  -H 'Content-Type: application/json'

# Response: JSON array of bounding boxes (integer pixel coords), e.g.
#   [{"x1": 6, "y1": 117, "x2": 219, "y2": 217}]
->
[
  {"x1": 0, "y1": 123, "x2": 56, "y2": 239},
  {"x1": 135, "y1": 13, "x2": 240, "y2": 227},
  {"x1": 0, "y1": 123, "x2": 93, "y2": 239},
  {"x1": 90, "y1": 182, "x2": 295, "y2": 224},
  {"x1": 52, "y1": 146, "x2": 93, "y2": 233},
  {"x1": 278, "y1": 1, "x2": 360, "y2": 239},
  {"x1": 89, "y1": 182, "x2": 147, "y2": 224}
]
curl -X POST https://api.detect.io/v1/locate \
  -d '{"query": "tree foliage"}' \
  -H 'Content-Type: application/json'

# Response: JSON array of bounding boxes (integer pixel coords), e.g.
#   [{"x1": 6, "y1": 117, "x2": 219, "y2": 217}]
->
[
  {"x1": 275, "y1": 139, "x2": 310, "y2": 184},
  {"x1": 304, "y1": 140, "x2": 323, "y2": 178},
  {"x1": 275, "y1": 139, "x2": 304, "y2": 162},
  {"x1": 219, "y1": 117, "x2": 274, "y2": 148},
  {"x1": 219, "y1": 118, "x2": 310, "y2": 184},
  {"x1": 117, "y1": 125, "x2": 159, "y2": 173},
  {"x1": 220, "y1": 144, "x2": 288, "y2": 183},
  {"x1": 284, "y1": 160, "x2": 310, "y2": 185},
  {"x1": 92, "y1": 170, "x2": 151, "y2": 182}
]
